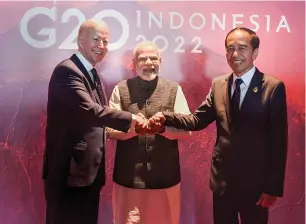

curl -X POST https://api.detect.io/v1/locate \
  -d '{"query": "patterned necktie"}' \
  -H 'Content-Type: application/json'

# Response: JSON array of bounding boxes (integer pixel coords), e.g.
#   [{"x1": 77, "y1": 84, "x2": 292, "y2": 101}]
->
[
  {"x1": 231, "y1": 78, "x2": 243, "y2": 121},
  {"x1": 91, "y1": 68, "x2": 106, "y2": 105}
]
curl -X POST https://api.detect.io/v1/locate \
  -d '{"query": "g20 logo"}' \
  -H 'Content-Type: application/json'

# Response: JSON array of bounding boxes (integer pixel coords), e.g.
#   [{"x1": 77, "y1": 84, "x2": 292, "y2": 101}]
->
[{"x1": 19, "y1": 7, "x2": 129, "y2": 51}]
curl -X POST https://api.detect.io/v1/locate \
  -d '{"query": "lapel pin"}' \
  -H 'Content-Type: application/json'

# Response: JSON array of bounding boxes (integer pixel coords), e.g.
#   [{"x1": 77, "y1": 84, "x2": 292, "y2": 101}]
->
[{"x1": 253, "y1": 86, "x2": 258, "y2": 93}]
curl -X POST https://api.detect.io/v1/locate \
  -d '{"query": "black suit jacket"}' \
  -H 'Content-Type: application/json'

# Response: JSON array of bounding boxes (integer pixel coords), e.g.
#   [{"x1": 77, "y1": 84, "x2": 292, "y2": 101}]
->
[
  {"x1": 164, "y1": 68, "x2": 288, "y2": 197},
  {"x1": 43, "y1": 54, "x2": 132, "y2": 188}
]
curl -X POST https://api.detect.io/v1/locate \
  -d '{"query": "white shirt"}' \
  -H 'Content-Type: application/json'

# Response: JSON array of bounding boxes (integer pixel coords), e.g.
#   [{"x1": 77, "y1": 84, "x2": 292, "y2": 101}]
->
[
  {"x1": 75, "y1": 52, "x2": 95, "y2": 82},
  {"x1": 231, "y1": 66, "x2": 256, "y2": 108}
]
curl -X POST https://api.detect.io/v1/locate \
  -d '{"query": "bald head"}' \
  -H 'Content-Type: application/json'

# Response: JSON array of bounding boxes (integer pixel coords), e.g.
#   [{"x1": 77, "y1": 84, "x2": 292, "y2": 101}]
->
[
  {"x1": 77, "y1": 19, "x2": 109, "y2": 66},
  {"x1": 78, "y1": 19, "x2": 109, "y2": 41}
]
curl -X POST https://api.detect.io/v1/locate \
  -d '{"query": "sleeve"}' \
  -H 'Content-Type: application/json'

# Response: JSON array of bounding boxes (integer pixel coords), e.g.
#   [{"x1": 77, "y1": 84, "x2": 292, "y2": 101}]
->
[
  {"x1": 264, "y1": 81, "x2": 288, "y2": 197},
  {"x1": 163, "y1": 81, "x2": 217, "y2": 131},
  {"x1": 109, "y1": 85, "x2": 122, "y2": 111},
  {"x1": 106, "y1": 84, "x2": 137, "y2": 140},
  {"x1": 174, "y1": 85, "x2": 191, "y2": 114},
  {"x1": 51, "y1": 65, "x2": 132, "y2": 132},
  {"x1": 160, "y1": 85, "x2": 192, "y2": 139}
]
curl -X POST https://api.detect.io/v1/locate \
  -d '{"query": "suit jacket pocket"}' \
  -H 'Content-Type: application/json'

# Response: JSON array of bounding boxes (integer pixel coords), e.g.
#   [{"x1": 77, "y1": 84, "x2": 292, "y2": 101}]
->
[
  {"x1": 211, "y1": 150, "x2": 227, "y2": 194},
  {"x1": 72, "y1": 142, "x2": 87, "y2": 164},
  {"x1": 68, "y1": 142, "x2": 88, "y2": 185}
]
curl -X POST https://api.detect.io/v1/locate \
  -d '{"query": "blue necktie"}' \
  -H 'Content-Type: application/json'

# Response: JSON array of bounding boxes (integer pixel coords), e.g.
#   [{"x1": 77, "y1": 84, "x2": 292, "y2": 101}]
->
[
  {"x1": 91, "y1": 68, "x2": 106, "y2": 105},
  {"x1": 231, "y1": 78, "x2": 243, "y2": 122}
]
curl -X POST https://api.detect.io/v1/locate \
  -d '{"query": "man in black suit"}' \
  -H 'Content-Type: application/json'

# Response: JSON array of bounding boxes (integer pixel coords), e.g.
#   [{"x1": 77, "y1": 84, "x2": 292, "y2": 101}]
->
[
  {"x1": 43, "y1": 19, "x2": 144, "y2": 224},
  {"x1": 149, "y1": 27, "x2": 288, "y2": 224}
]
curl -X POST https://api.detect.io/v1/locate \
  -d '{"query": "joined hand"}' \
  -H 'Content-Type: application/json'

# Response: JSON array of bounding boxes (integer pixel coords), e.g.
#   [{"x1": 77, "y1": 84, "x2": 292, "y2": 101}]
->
[{"x1": 134, "y1": 112, "x2": 166, "y2": 135}]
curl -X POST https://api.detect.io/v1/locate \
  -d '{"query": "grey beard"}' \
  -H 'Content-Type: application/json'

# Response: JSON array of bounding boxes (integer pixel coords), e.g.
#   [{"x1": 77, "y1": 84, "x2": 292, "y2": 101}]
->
[{"x1": 138, "y1": 72, "x2": 158, "y2": 81}]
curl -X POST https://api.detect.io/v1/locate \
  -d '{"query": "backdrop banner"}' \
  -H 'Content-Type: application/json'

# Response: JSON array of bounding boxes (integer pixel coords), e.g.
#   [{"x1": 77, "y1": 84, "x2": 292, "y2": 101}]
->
[{"x1": 0, "y1": 1, "x2": 304, "y2": 224}]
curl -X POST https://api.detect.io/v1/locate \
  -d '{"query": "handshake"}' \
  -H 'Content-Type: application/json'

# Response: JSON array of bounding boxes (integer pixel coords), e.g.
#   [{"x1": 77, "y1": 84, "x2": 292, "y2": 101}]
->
[{"x1": 133, "y1": 112, "x2": 166, "y2": 135}]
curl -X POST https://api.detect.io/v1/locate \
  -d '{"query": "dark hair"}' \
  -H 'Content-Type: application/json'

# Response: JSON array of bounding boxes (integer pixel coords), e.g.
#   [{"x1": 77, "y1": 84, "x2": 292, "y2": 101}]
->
[{"x1": 225, "y1": 27, "x2": 260, "y2": 51}]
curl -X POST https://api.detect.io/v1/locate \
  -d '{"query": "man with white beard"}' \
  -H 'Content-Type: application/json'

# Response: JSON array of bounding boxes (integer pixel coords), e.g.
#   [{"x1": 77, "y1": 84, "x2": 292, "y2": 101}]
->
[{"x1": 107, "y1": 41, "x2": 192, "y2": 224}]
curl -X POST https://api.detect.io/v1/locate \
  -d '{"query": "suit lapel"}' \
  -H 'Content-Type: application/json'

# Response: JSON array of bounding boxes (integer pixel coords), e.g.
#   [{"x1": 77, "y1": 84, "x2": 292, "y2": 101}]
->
[
  {"x1": 240, "y1": 68, "x2": 264, "y2": 112},
  {"x1": 222, "y1": 73, "x2": 233, "y2": 126},
  {"x1": 70, "y1": 54, "x2": 102, "y2": 105}
]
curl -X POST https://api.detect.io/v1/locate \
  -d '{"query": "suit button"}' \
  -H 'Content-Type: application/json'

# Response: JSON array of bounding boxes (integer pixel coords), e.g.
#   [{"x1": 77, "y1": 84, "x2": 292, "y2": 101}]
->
[{"x1": 147, "y1": 145, "x2": 153, "y2": 151}]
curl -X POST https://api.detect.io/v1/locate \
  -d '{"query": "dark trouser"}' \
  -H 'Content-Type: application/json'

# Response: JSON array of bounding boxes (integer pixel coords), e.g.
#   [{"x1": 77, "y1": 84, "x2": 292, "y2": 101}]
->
[
  {"x1": 213, "y1": 189, "x2": 268, "y2": 224},
  {"x1": 44, "y1": 179, "x2": 103, "y2": 224}
]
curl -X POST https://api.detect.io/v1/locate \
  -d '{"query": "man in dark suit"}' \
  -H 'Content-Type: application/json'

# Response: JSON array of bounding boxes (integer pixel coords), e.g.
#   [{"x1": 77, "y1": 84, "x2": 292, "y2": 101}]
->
[
  {"x1": 149, "y1": 27, "x2": 288, "y2": 224},
  {"x1": 43, "y1": 19, "x2": 144, "y2": 224}
]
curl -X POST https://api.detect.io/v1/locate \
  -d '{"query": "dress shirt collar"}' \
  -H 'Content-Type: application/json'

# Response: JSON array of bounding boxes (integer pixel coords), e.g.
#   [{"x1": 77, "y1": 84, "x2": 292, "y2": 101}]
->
[
  {"x1": 76, "y1": 52, "x2": 94, "y2": 73},
  {"x1": 233, "y1": 66, "x2": 256, "y2": 87}
]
